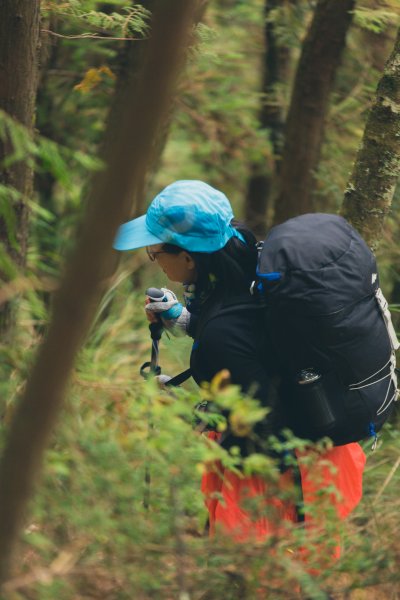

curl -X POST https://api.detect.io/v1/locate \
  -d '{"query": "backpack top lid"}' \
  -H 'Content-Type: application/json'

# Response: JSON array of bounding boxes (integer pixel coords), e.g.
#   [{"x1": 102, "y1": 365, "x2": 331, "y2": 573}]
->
[{"x1": 256, "y1": 213, "x2": 378, "y2": 316}]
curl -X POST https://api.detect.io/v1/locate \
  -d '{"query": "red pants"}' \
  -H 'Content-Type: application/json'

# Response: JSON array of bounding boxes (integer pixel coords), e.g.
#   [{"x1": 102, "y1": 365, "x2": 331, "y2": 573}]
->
[{"x1": 202, "y1": 433, "x2": 366, "y2": 559}]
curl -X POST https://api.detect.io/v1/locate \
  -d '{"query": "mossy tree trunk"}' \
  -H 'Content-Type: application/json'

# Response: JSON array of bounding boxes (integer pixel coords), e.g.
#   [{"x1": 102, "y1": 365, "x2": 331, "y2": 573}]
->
[
  {"x1": 273, "y1": 0, "x2": 355, "y2": 225},
  {"x1": 0, "y1": 0, "x2": 202, "y2": 584},
  {"x1": 341, "y1": 28, "x2": 400, "y2": 250},
  {"x1": 0, "y1": 0, "x2": 41, "y2": 330}
]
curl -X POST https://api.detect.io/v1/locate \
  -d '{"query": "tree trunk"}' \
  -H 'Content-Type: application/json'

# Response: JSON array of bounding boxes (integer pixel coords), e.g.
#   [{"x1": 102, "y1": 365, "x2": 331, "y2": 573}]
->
[
  {"x1": 34, "y1": 16, "x2": 61, "y2": 215},
  {"x1": 107, "y1": 0, "x2": 207, "y2": 220},
  {"x1": 0, "y1": 0, "x2": 41, "y2": 328},
  {"x1": 259, "y1": 0, "x2": 290, "y2": 159},
  {"x1": 273, "y1": 0, "x2": 355, "y2": 225},
  {"x1": 103, "y1": 0, "x2": 207, "y2": 295},
  {"x1": 341, "y1": 28, "x2": 400, "y2": 250},
  {"x1": 244, "y1": 172, "x2": 272, "y2": 239},
  {"x1": 0, "y1": 0, "x2": 203, "y2": 584},
  {"x1": 244, "y1": 0, "x2": 290, "y2": 238}
]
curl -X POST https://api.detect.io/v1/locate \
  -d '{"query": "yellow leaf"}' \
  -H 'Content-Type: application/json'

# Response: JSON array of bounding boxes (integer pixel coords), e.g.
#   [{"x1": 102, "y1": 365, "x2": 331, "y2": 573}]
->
[
  {"x1": 74, "y1": 66, "x2": 115, "y2": 94},
  {"x1": 99, "y1": 65, "x2": 116, "y2": 80},
  {"x1": 210, "y1": 369, "x2": 231, "y2": 394}
]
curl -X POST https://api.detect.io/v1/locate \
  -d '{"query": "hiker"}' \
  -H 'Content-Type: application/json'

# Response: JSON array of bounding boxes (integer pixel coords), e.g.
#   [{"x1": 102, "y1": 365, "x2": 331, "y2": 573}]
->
[{"x1": 113, "y1": 179, "x2": 366, "y2": 556}]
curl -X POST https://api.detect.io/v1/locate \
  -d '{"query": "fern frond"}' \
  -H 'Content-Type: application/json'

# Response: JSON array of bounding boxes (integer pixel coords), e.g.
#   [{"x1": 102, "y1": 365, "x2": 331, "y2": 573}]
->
[
  {"x1": 0, "y1": 110, "x2": 103, "y2": 192},
  {"x1": 353, "y1": 7, "x2": 400, "y2": 33},
  {"x1": 42, "y1": 2, "x2": 151, "y2": 39}
]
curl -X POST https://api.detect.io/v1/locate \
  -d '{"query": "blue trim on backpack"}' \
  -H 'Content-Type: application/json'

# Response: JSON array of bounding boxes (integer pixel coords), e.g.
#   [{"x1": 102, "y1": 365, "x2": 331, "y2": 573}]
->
[
  {"x1": 192, "y1": 340, "x2": 199, "y2": 350},
  {"x1": 368, "y1": 422, "x2": 378, "y2": 450},
  {"x1": 256, "y1": 270, "x2": 282, "y2": 281}
]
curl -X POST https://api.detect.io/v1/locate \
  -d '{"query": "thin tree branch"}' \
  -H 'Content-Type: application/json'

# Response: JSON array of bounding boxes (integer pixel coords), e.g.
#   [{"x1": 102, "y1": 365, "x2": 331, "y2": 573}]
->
[{"x1": 41, "y1": 28, "x2": 145, "y2": 41}]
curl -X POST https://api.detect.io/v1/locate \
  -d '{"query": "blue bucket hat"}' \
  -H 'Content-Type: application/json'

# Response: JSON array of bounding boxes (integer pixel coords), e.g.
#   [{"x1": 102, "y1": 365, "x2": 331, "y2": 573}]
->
[{"x1": 113, "y1": 180, "x2": 244, "y2": 253}]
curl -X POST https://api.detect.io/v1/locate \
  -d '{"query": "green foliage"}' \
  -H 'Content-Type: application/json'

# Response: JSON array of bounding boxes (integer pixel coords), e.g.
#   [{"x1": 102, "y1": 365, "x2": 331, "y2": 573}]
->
[
  {"x1": 0, "y1": 114, "x2": 35, "y2": 170},
  {"x1": 0, "y1": 110, "x2": 103, "y2": 188},
  {"x1": 0, "y1": 243, "x2": 18, "y2": 280},
  {"x1": 0, "y1": 109, "x2": 103, "y2": 275},
  {"x1": 154, "y1": 0, "x2": 275, "y2": 206},
  {"x1": 267, "y1": 0, "x2": 312, "y2": 48},
  {"x1": 0, "y1": 185, "x2": 20, "y2": 251},
  {"x1": 353, "y1": 6, "x2": 400, "y2": 33},
  {"x1": 42, "y1": 0, "x2": 151, "y2": 38}
]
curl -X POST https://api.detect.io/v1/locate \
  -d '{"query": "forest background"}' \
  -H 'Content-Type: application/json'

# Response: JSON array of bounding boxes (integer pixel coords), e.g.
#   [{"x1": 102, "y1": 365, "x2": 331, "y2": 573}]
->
[{"x1": 0, "y1": 0, "x2": 400, "y2": 598}]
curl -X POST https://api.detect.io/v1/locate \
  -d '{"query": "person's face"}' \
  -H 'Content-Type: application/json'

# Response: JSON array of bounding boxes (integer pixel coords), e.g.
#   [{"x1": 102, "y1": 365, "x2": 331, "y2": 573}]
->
[{"x1": 147, "y1": 244, "x2": 197, "y2": 284}]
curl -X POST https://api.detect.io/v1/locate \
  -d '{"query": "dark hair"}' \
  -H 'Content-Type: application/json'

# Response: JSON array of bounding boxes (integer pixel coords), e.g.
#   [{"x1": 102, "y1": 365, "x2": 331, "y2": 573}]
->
[{"x1": 161, "y1": 220, "x2": 258, "y2": 301}]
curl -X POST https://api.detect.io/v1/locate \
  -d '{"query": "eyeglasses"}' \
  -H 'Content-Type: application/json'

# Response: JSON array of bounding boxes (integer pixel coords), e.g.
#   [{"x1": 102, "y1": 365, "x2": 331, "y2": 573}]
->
[{"x1": 146, "y1": 248, "x2": 168, "y2": 262}]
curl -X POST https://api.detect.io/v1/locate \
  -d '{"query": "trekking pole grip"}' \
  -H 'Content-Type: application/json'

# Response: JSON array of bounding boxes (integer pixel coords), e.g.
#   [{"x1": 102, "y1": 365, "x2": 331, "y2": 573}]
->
[{"x1": 146, "y1": 287, "x2": 165, "y2": 340}]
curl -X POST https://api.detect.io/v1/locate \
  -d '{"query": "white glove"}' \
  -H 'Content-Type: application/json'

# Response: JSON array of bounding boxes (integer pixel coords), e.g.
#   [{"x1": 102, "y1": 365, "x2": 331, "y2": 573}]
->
[
  {"x1": 155, "y1": 374, "x2": 173, "y2": 388},
  {"x1": 145, "y1": 288, "x2": 190, "y2": 335}
]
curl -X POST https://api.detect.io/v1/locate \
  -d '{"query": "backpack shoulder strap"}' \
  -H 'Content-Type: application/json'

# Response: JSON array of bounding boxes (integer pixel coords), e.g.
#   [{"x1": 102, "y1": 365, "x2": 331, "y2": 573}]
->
[
  {"x1": 167, "y1": 292, "x2": 264, "y2": 387},
  {"x1": 166, "y1": 368, "x2": 192, "y2": 387}
]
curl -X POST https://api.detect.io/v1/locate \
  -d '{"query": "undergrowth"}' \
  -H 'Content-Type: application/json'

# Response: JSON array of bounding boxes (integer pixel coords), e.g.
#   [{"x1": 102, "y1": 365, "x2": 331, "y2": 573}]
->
[{"x1": 0, "y1": 278, "x2": 399, "y2": 600}]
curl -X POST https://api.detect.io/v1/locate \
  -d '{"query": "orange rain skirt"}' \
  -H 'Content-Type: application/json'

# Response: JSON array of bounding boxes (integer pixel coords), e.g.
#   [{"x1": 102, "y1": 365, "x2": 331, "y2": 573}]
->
[{"x1": 201, "y1": 432, "x2": 366, "y2": 559}]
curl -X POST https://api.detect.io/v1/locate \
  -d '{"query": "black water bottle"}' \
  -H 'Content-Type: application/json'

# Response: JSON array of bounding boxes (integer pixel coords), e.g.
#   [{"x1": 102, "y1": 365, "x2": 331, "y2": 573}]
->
[{"x1": 297, "y1": 369, "x2": 336, "y2": 430}]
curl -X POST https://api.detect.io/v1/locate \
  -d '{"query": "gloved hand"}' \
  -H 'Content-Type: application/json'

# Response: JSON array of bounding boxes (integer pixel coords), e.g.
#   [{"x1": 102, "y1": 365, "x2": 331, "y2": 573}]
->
[
  {"x1": 145, "y1": 288, "x2": 190, "y2": 335},
  {"x1": 155, "y1": 374, "x2": 173, "y2": 388}
]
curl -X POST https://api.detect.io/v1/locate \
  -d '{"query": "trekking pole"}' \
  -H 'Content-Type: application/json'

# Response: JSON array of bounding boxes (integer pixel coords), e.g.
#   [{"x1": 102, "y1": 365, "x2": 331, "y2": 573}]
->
[
  {"x1": 140, "y1": 287, "x2": 165, "y2": 379},
  {"x1": 140, "y1": 288, "x2": 165, "y2": 510},
  {"x1": 141, "y1": 287, "x2": 192, "y2": 387}
]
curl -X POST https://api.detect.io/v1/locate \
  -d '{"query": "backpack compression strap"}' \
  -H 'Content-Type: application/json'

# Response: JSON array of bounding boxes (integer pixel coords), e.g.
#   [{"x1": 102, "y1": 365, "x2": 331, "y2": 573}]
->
[
  {"x1": 375, "y1": 287, "x2": 399, "y2": 403},
  {"x1": 375, "y1": 288, "x2": 400, "y2": 351}
]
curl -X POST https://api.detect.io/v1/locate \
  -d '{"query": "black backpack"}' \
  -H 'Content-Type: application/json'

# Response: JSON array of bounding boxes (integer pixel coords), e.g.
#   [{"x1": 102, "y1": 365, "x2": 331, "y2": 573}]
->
[{"x1": 253, "y1": 213, "x2": 399, "y2": 446}]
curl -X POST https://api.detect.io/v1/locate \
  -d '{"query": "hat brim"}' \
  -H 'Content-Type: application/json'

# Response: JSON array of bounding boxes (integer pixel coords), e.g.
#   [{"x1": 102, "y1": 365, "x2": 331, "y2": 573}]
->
[{"x1": 113, "y1": 214, "x2": 163, "y2": 251}]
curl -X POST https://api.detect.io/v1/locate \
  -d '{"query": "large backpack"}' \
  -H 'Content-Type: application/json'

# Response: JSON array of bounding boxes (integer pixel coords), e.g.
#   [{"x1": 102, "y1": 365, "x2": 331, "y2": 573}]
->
[{"x1": 253, "y1": 213, "x2": 399, "y2": 446}]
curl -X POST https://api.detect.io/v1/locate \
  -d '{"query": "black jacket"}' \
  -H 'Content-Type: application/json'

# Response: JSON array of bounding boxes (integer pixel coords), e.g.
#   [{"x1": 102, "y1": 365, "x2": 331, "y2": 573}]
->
[{"x1": 188, "y1": 292, "x2": 282, "y2": 454}]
